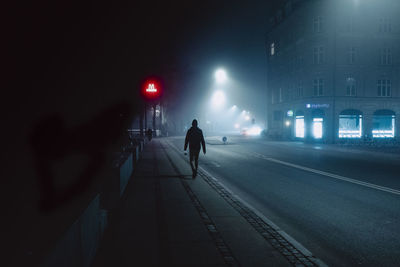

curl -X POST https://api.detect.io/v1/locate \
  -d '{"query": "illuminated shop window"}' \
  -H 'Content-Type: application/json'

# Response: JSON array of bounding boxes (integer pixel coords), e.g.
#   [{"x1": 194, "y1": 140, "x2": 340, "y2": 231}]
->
[
  {"x1": 271, "y1": 43, "x2": 275, "y2": 55},
  {"x1": 372, "y1": 110, "x2": 395, "y2": 138},
  {"x1": 313, "y1": 118, "x2": 323, "y2": 139},
  {"x1": 339, "y1": 115, "x2": 362, "y2": 138},
  {"x1": 295, "y1": 115, "x2": 305, "y2": 138}
]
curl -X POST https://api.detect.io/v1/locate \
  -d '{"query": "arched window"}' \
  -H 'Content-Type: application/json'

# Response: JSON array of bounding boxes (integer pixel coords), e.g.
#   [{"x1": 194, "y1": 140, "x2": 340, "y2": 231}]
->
[
  {"x1": 339, "y1": 109, "x2": 363, "y2": 138},
  {"x1": 373, "y1": 110, "x2": 395, "y2": 138}
]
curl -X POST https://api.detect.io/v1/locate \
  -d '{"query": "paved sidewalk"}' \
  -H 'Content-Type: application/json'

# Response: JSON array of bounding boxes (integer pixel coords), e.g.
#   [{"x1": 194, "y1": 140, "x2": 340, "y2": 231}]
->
[{"x1": 92, "y1": 139, "x2": 311, "y2": 266}]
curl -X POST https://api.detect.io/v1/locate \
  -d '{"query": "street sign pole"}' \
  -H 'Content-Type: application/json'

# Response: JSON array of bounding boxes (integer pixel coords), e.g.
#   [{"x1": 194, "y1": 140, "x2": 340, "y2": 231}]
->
[
  {"x1": 152, "y1": 103, "x2": 156, "y2": 134},
  {"x1": 140, "y1": 103, "x2": 144, "y2": 137},
  {"x1": 144, "y1": 103, "x2": 147, "y2": 131}
]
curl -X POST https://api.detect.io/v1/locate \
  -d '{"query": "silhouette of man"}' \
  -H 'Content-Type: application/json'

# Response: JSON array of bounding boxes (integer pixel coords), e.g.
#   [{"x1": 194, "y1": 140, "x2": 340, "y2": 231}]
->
[
  {"x1": 146, "y1": 128, "x2": 153, "y2": 141},
  {"x1": 184, "y1": 119, "x2": 206, "y2": 178}
]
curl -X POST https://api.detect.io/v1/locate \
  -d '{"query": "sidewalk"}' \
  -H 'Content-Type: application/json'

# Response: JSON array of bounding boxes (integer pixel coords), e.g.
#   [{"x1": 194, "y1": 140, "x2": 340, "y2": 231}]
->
[{"x1": 92, "y1": 139, "x2": 316, "y2": 266}]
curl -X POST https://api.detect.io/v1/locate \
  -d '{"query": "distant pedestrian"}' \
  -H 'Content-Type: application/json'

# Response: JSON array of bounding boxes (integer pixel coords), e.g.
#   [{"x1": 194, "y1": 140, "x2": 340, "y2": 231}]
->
[
  {"x1": 184, "y1": 119, "x2": 206, "y2": 178},
  {"x1": 146, "y1": 128, "x2": 153, "y2": 141}
]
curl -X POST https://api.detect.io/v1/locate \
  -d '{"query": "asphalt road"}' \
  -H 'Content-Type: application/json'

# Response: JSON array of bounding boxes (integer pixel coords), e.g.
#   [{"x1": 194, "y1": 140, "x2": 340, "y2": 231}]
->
[{"x1": 168, "y1": 135, "x2": 400, "y2": 267}]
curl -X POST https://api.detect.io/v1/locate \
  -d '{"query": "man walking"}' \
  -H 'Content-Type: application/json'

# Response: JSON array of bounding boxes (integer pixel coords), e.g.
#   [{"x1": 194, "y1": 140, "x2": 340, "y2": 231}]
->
[{"x1": 184, "y1": 119, "x2": 206, "y2": 178}]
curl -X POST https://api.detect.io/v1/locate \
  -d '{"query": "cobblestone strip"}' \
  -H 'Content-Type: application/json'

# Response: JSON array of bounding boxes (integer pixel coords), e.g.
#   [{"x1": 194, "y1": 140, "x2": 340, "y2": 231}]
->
[
  {"x1": 152, "y1": 143, "x2": 172, "y2": 265},
  {"x1": 160, "y1": 142, "x2": 240, "y2": 267},
  {"x1": 198, "y1": 171, "x2": 319, "y2": 267},
  {"x1": 165, "y1": 139, "x2": 324, "y2": 267}
]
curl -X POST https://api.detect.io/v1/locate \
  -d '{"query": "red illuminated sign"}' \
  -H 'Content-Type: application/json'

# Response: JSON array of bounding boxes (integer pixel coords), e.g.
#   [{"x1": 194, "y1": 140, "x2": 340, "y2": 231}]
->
[
  {"x1": 146, "y1": 83, "x2": 157, "y2": 93},
  {"x1": 141, "y1": 78, "x2": 162, "y2": 100}
]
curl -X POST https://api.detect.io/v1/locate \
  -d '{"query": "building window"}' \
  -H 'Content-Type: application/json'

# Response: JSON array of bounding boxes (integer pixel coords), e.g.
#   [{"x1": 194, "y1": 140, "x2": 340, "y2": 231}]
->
[
  {"x1": 296, "y1": 54, "x2": 304, "y2": 68},
  {"x1": 377, "y1": 79, "x2": 391, "y2": 97},
  {"x1": 379, "y1": 18, "x2": 392, "y2": 33},
  {"x1": 380, "y1": 48, "x2": 392, "y2": 65},
  {"x1": 297, "y1": 81, "x2": 303, "y2": 98},
  {"x1": 274, "y1": 110, "x2": 283, "y2": 121},
  {"x1": 313, "y1": 79, "x2": 324, "y2": 96},
  {"x1": 271, "y1": 90, "x2": 274, "y2": 104},
  {"x1": 346, "y1": 77, "x2": 356, "y2": 96},
  {"x1": 313, "y1": 46, "x2": 324, "y2": 64},
  {"x1": 313, "y1": 16, "x2": 323, "y2": 33},
  {"x1": 290, "y1": 84, "x2": 296, "y2": 100},
  {"x1": 271, "y1": 43, "x2": 275, "y2": 56},
  {"x1": 348, "y1": 47, "x2": 356, "y2": 64}
]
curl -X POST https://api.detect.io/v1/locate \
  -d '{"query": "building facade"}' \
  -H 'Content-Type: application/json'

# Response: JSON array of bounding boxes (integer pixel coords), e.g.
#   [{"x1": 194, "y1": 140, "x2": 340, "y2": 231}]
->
[{"x1": 265, "y1": 0, "x2": 400, "y2": 143}]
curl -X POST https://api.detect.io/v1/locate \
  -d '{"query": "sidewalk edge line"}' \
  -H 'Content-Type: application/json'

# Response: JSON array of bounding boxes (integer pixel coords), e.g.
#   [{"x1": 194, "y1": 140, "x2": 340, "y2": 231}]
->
[
  {"x1": 199, "y1": 166, "x2": 328, "y2": 267},
  {"x1": 166, "y1": 139, "x2": 327, "y2": 267}
]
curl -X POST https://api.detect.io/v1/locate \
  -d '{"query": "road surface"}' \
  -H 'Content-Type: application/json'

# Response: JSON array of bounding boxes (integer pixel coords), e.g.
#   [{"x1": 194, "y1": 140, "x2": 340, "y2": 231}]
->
[{"x1": 167, "y1": 135, "x2": 400, "y2": 266}]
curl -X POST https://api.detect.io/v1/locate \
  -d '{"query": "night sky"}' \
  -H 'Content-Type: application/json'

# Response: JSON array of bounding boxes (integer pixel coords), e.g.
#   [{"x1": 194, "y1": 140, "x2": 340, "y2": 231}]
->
[
  {"x1": 9, "y1": 0, "x2": 281, "y2": 118},
  {"x1": 4, "y1": 0, "x2": 282, "y2": 211},
  {"x1": 5, "y1": 0, "x2": 282, "y2": 154},
  {"x1": 4, "y1": 1, "x2": 282, "y2": 263}
]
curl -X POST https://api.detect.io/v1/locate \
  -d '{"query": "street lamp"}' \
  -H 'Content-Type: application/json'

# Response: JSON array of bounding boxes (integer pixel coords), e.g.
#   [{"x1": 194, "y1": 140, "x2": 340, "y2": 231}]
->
[
  {"x1": 211, "y1": 90, "x2": 226, "y2": 109},
  {"x1": 215, "y1": 68, "x2": 227, "y2": 84}
]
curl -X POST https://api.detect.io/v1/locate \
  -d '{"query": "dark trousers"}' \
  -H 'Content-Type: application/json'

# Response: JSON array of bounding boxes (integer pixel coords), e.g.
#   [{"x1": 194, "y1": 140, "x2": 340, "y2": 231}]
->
[{"x1": 189, "y1": 149, "x2": 200, "y2": 171}]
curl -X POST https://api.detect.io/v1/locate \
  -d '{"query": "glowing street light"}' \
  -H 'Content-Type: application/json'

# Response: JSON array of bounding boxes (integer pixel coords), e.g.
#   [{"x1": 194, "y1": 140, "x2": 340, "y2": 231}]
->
[
  {"x1": 215, "y1": 69, "x2": 227, "y2": 84},
  {"x1": 211, "y1": 90, "x2": 226, "y2": 109}
]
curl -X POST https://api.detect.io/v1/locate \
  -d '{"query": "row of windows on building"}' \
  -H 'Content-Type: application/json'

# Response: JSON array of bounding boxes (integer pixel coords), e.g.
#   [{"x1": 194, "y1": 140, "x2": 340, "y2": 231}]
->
[
  {"x1": 292, "y1": 110, "x2": 396, "y2": 139},
  {"x1": 313, "y1": 16, "x2": 393, "y2": 34},
  {"x1": 311, "y1": 46, "x2": 393, "y2": 65},
  {"x1": 274, "y1": 109, "x2": 396, "y2": 139},
  {"x1": 292, "y1": 114, "x2": 396, "y2": 139},
  {"x1": 272, "y1": 78, "x2": 393, "y2": 103},
  {"x1": 271, "y1": 44, "x2": 394, "y2": 66}
]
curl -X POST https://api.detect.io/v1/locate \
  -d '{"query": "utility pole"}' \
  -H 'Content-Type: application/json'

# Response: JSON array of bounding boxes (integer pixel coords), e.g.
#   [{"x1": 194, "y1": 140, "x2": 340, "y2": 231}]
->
[
  {"x1": 144, "y1": 103, "x2": 147, "y2": 131},
  {"x1": 140, "y1": 103, "x2": 144, "y2": 136},
  {"x1": 152, "y1": 103, "x2": 156, "y2": 134}
]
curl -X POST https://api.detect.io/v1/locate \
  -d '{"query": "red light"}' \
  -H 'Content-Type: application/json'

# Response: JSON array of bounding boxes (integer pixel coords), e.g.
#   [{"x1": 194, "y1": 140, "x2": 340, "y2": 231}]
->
[
  {"x1": 141, "y1": 78, "x2": 162, "y2": 100},
  {"x1": 146, "y1": 83, "x2": 157, "y2": 93}
]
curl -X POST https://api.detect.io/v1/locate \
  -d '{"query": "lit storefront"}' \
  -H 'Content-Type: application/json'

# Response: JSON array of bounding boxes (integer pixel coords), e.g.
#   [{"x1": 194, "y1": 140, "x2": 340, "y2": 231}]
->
[
  {"x1": 295, "y1": 111, "x2": 305, "y2": 138},
  {"x1": 372, "y1": 110, "x2": 395, "y2": 138},
  {"x1": 266, "y1": 0, "x2": 400, "y2": 144},
  {"x1": 312, "y1": 118, "x2": 323, "y2": 139},
  {"x1": 339, "y1": 110, "x2": 363, "y2": 138}
]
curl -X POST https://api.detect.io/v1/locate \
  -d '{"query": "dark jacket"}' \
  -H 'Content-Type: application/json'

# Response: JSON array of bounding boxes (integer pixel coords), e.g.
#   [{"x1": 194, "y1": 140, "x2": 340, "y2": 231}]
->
[{"x1": 184, "y1": 127, "x2": 206, "y2": 153}]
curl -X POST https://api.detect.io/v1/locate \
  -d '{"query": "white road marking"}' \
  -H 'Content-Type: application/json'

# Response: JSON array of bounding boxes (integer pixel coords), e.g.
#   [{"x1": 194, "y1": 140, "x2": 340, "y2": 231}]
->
[
  {"x1": 166, "y1": 139, "x2": 327, "y2": 266},
  {"x1": 198, "y1": 166, "x2": 328, "y2": 267},
  {"x1": 250, "y1": 152, "x2": 400, "y2": 196}
]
